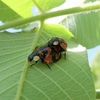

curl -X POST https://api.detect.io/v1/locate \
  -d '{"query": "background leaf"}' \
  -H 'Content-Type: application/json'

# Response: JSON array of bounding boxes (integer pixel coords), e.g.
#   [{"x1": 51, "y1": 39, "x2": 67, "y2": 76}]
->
[
  {"x1": 0, "y1": 24, "x2": 95, "y2": 100},
  {"x1": 0, "y1": 0, "x2": 66, "y2": 23},
  {"x1": 60, "y1": 10, "x2": 100, "y2": 49},
  {"x1": 35, "y1": 0, "x2": 66, "y2": 11},
  {"x1": 42, "y1": 23, "x2": 73, "y2": 40},
  {"x1": 1, "y1": 0, "x2": 33, "y2": 20},
  {"x1": 0, "y1": 1, "x2": 21, "y2": 22}
]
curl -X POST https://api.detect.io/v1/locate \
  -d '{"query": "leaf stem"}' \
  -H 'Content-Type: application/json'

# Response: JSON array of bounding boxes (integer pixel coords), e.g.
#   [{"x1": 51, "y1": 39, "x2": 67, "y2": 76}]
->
[
  {"x1": 0, "y1": 2, "x2": 100, "y2": 30},
  {"x1": 15, "y1": 62, "x2": 29, "y2": 100},
  {"x1": 15, "y1": 21, "x2": 44, "y2": 100},
  {"x1": 30, "y1": 20, "x2": 44, "y2": 51}
]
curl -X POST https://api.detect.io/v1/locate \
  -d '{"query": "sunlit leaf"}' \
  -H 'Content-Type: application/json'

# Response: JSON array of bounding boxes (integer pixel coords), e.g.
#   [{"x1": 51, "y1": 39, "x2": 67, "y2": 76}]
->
[
  {"x1": 36, "y1": 0, "x2": 66, "y2": 11},
  {"x1": 0, "y1": 1, "x2": 21, "y2": 22},
  {"x1": 1, "y1": 0, "x2": 33, "y2": 22}
]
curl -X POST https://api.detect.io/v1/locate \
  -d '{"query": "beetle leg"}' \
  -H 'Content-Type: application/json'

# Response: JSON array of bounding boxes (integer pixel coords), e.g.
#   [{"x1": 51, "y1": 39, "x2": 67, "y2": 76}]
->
[
  {"x1": 45, "y1": 63, "x2": 51, "y2": 70},
  {"x1": 30, "y1": 61, "x2": 37, "y2": 67},
  {"x1": 64, "y1": 52, "x2": 66, "y2": 59},
  {"x1": 39, "y1": 55, "x2": 51, "y2": 70}
]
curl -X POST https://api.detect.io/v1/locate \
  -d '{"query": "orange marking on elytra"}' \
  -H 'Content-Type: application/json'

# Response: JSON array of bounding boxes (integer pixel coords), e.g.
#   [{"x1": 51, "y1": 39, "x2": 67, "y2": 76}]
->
[
  {"x1": 61, "y1": 43, "x2": 67, "y2": 50},
  {"x1": 44, "y1": 56, "x2": 52, "y2": 63}
]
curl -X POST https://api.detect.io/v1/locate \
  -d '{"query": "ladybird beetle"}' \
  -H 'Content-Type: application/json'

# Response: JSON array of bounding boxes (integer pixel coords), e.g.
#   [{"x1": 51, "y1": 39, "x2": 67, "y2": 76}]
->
[
  {"x1": 28, "y1": 44, "x2": 61, "y2": 69},
  {"x1": 48, "y1": 37, "x2": 67, "y2": 58}
]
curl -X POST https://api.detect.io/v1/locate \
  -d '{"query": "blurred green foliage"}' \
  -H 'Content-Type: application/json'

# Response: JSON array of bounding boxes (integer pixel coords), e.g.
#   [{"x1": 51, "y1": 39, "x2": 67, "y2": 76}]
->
[{"x1": 91, "y1": 50, "x2": 100, "y2": 89}]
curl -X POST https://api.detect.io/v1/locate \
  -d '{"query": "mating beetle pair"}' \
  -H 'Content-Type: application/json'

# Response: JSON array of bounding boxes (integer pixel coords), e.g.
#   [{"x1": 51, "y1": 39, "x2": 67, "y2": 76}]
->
[{"x1": 28, "y1": 37, "x2": 67, "y2": 69}]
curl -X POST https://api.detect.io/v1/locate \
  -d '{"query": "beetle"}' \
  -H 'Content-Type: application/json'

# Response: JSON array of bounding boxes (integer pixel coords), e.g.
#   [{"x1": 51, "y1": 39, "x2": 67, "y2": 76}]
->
[
  {"x1": 48, "y1": 37, "x2": 67, "y2": 58},
  {"x1": 28, "y1": 44, "x2": 61, "y2": 69}
]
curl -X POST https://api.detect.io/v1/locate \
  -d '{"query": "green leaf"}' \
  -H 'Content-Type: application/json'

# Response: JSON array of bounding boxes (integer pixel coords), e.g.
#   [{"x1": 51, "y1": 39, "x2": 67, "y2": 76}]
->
[
  {"x1": 1, "y1": 0, "x2": 66, "y2": 22},
  {"x1": 36, "y1": 0, "x2": 66, "y2": 11},
  {"x1": 0, "y1": 1, "x2": 21, "y2": 22},
  {"x1": 84, "y1": 0, "x2": 96, "y2": 3},
  {"x1": 0, "y1": 24, "x2": 95, "y2": 100},
  {"x1": 42, "y1": 23, "x2": 74, "y2": 40},
  {"x1": 61, "y1": 11, "x2": 100, "y2": 49},
  {"x1": 1, "y1": 0, "x2": 33, "y2": 21},
  {"x1": 0, "y1": 31, "x2": 35, "y2": 100}
]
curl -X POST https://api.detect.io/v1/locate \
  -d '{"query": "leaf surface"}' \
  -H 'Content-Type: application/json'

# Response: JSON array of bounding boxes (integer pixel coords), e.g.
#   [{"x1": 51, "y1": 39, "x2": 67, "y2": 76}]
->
[{"x1": 0, "y1": 24, "x2": 95, "y2": 100}]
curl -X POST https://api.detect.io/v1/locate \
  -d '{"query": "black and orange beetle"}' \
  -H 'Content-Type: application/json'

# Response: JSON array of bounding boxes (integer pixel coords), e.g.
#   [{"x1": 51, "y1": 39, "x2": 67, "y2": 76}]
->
[
  {"x1": 48, "y1": 37, "x2": 67, "y2": 58},
  {"x1": 28, "y1": 44, "x2": 61, "y2": 69}
]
